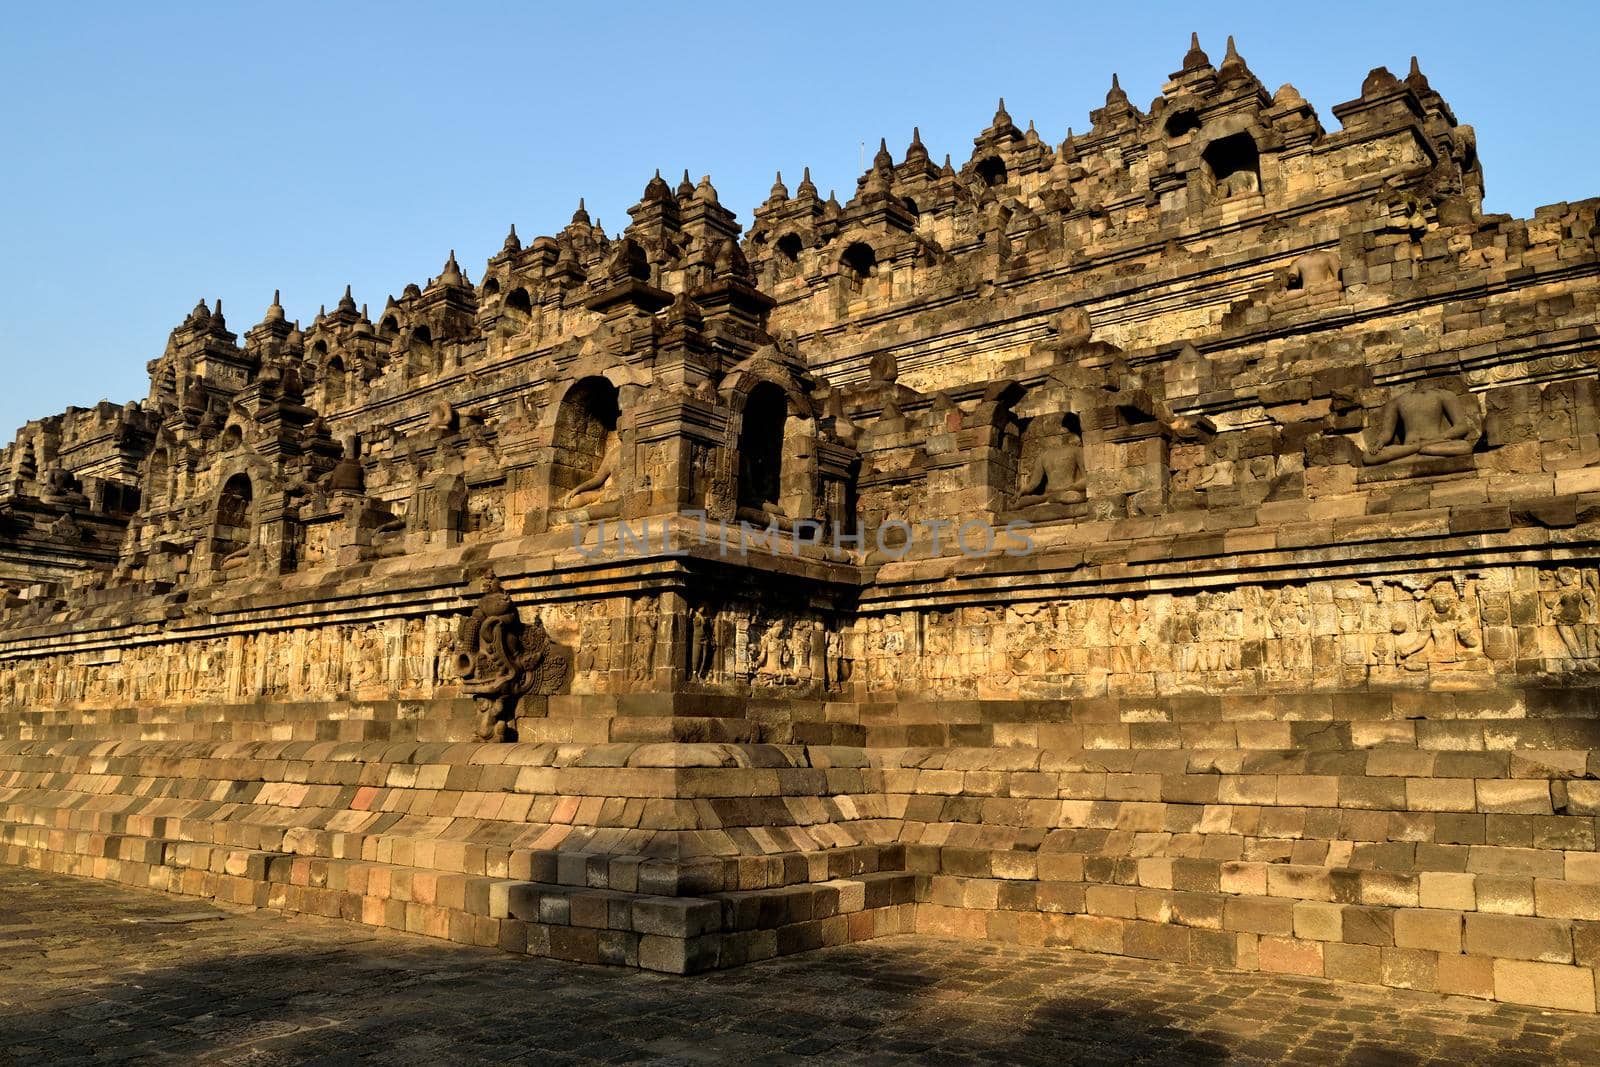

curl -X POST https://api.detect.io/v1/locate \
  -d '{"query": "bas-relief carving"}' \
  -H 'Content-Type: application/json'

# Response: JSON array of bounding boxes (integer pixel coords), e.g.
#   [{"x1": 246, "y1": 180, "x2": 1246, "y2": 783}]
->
[
  {"x1": 0, "y1": 613, "x2": 469, "y2": 713},
  {"x1": 688, "y1": 603, "x2": 716, "y2": 680},
  {"x1": 843, "y1": 568, "x2": 1600, "y2": 699}
]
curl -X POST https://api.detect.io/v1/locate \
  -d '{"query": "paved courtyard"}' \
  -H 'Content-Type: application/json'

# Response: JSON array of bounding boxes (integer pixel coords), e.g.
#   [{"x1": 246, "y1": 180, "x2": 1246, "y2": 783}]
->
[{"x1": 1, "y1": 865, "x2": 1598, "y2": 1065}]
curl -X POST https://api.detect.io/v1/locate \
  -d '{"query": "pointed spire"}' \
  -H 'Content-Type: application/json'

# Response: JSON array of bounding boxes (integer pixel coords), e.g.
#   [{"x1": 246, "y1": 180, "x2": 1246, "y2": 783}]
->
[
  {"x1": 503, "y1": 222, "x2": 521, "y2": 252},
  {"x1": 1182, "y1": 31, "x2": 1211, "y2": 72},
  {"x1": 338, "y1": 284, "x2": 356, "y2": 312},
  {"x1": 906, "y1": 126, "x2": 929, "y2": 163},
  {"x1": 1025, "y1": 119, "x2": 1040, "y2": 144},
  {"x1": 872, "y1": 137, "x2": 893, "y2": 171},
  {"x1": 1061, "y1": 127, "x2": 1078, "y2": 163},
  {"x1": 677, "y1": 169, "x2": 695, "y2": 199},
  {"x1": 265, "y1": 288, "x2": 285, "y2": 323},
  {"x1": 994, "y1": 97, "x2": 1012, "y2": 127},
  {"x1": 769, "y1": 169, "x2": 789, "y2": 201},
  {"x1": 571, "y1": 198, "x2": 591, "y2": 225},
  {"x1": 941, "y1": 153, "x2": 955, "y2": 178},
  {"x1": 1219, "y1": 35, "x2": 1249, "y2": 80},
  {"x1": 1405, "y1": 55, "x2": 1431, "y2": 91},
  {"x1": 797, "y1": 166, "x2": 817, "y2": 197},
  {"x1": 437, "y1": 250, "x2": 465, "y2": 288},
  {"x1": 1106, "y1": 72, "x2": 1128, "y2": 107}
]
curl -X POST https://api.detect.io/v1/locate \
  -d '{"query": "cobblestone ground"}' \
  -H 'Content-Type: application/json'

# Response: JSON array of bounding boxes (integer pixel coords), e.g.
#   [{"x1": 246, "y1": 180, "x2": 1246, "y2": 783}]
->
[{"x1": 3, "y1": 866, "x2": 1599, "y2": 1065}]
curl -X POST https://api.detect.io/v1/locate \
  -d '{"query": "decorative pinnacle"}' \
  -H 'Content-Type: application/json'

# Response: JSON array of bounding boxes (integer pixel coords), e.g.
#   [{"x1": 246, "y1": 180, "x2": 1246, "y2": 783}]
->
[
  {"x1": 872, "y1": 137, "x2": 893, "y2": 171},
  {"x1": 1182, "y1": 31, "x2": 1211, "y2": 71},
  {"x1": 1106, "y1": 72, "x2": 1128, "y2": 106},
  {"x1": 1220, "y1": 34, "x2": 1249, "y2": 77},
  {"x1": 906, "y1": 125, "x2": 929, "y2": 163}
]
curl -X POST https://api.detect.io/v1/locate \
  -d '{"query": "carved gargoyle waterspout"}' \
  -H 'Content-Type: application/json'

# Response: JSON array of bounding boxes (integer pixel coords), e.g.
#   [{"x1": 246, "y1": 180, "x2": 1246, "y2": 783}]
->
[{"x1": 454, "y1": 574, "x2": 566, "y2": 741}]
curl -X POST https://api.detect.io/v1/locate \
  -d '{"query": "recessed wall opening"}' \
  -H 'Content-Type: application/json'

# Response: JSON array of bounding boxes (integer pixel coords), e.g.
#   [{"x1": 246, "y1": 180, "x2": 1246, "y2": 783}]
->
[
  {"x1": 976, "y1": 156, "x2": 1008, "y2": 188},
  {"x1": 324, "y1": 355, "x2": 346, "y2": 407},
  {"x1": 552, "y1": 376, "x2": 621, "y2": 503},
  {"x1": 1203, "y1": 133, "x2": 1261, "y2": 199},
  {"x1": 213, "y1": 473, "x2": 254, "y2": 565},
  {"x1": 501, "y1": 287, "x2": 532, "y2": 333},
  {"x1": 1164, "y1": 109, "x2": 1201, "y2": 138},
  {"x1": 737, "y1": 382, "x2": 788, "y2": 512},
  {"x1": 841, "y1": 242, "x2": 877, "y2": 283}
]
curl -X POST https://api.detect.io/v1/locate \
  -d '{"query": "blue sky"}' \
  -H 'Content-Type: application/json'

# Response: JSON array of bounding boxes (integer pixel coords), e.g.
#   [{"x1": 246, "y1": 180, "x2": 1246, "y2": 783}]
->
[{"x1": 2, "y1": 1, "x2": 1595, "y2": 439}]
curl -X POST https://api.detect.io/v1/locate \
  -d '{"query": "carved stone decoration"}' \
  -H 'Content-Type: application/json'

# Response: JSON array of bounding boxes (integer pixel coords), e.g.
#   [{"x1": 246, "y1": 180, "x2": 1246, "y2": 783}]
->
[
  {"x1": 688, "y1": 603, "x2": 716, "y2": 679},
  {"x1": 1016, "y1": 417, "x2": 1088, "y2": 505},
  {"x1": 1286, "y1": 250, "x2": 1342, "y2": 293},
  {"x1": 453, "y1": 574, "x2": 566, "y2": 741},
  {"x1": 1360, "y1": 384, "x2": 1480, "y2": 465}
]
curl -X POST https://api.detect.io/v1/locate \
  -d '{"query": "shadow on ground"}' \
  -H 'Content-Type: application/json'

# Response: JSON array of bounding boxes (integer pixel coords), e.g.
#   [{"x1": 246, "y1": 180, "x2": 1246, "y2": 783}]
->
[
  {"x1": 0, "y1": 938, "x2": 1243, "y2": 1066},
  {"x1": 1, "y1": 867, "x2": 1592, "y2": 1066}
]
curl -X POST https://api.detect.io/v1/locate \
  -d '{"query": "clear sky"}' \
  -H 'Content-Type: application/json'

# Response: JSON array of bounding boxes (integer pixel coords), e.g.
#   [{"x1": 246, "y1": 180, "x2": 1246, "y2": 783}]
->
[{"x1": 2, "y1": 1, "x2": 1595, "y2": 440}]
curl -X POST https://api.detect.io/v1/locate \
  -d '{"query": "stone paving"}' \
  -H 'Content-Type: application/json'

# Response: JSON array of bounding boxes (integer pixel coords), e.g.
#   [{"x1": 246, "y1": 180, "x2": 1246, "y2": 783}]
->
[{"x1": 2, "y1": 865, "x2": 1599, "y2": 1065}]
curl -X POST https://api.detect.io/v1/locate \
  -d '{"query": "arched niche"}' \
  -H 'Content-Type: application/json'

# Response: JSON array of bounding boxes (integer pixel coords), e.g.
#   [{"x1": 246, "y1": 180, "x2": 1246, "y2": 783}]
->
[
  {"x1": 975, "y1": 155, "x2": 1008, "y2": 188},
  {"x1": 409, "y1": 324, "x2": 436, "y2": 377},
  {"x1": 551, "y1": 375, "x2": 622, "y2": 507},
  {"x1": 840, "y1": 242, "x2": 877, "y2": 287},
  {"x1": 324, "y1": 355, "x2": 346, "y2": 408},
  {"x1": 737, "y1": 381, "x2": 790, "y2": 514},
  {"x1": 145, "y1": 447, "x2": 171, "y2": 510},
  {"x1": 1164, "y1": 109, "x2": 1201, "y2": 139},
  {"x1": 500, "y1": 287, "x2": 533, "y2": 335},
  {"x1": 213, "y1": 472, "x2": 254, "y2": 566},
  {"x1": 1203, "y1": 133, "x2": 1261, "y2": 200}
]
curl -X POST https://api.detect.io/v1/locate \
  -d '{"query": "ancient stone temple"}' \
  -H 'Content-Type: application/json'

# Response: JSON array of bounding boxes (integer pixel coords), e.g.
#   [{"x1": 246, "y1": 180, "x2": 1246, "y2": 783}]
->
[{"x1": 4, "y1": 37, "x2": 1600, "y2": 1013}]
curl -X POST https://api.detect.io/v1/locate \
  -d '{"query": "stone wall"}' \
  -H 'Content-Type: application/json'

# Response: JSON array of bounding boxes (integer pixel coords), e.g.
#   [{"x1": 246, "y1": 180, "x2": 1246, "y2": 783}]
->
[{"x1": 5, "y1": 38, "x2": 1600, "y2": 1011}]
